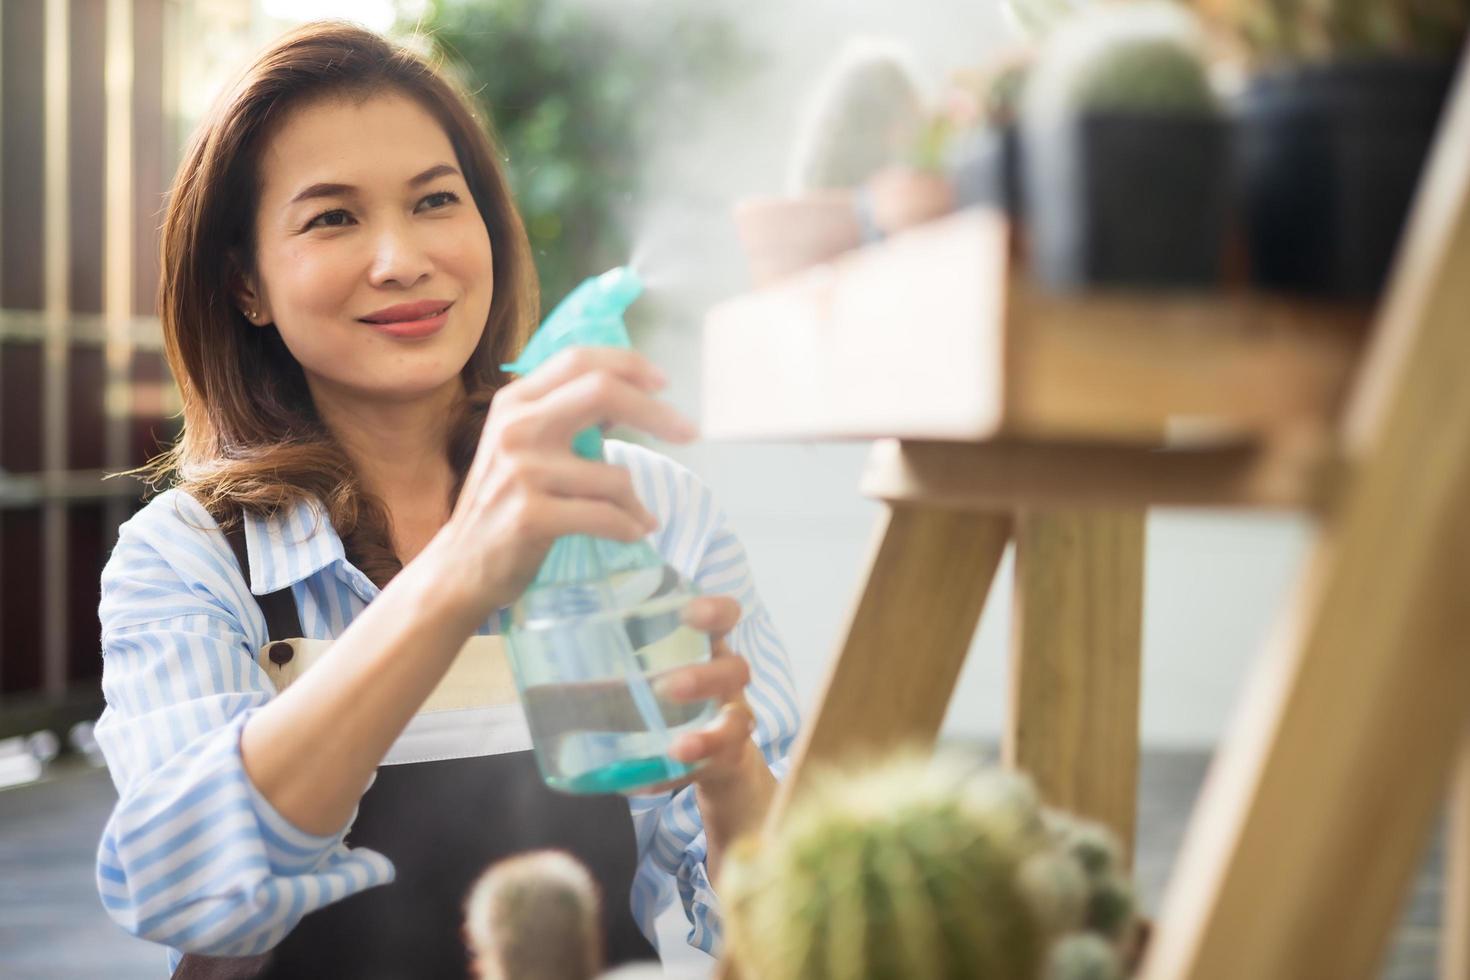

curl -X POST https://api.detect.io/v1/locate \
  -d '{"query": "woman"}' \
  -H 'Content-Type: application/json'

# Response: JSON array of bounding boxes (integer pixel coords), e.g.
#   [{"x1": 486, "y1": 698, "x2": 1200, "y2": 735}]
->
[{"x1": 94, "y1": 22, "x2": 800, "y2": 979}]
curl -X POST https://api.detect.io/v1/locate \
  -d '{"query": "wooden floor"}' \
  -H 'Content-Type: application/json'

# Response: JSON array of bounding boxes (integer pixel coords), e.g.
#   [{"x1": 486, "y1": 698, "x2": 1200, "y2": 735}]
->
[{"x1": 0, "y1": 747, "x2": 1445, "y2": 979}]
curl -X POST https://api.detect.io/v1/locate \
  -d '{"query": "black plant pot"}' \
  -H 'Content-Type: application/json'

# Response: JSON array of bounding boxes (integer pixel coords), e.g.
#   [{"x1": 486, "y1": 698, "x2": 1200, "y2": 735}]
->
[
  {"x1": 1025, "y1": 111, "x2": 1231, "y2": 291},
  {"x1": 948, "y1": 122, "x2": 1024, "y2": 218},
  {"x1": 1240, "y1": 57, "x2": 1456, "y2": 298}
]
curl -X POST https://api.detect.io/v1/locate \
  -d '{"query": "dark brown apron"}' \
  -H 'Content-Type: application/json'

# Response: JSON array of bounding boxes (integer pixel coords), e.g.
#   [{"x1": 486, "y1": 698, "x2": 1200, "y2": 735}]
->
[{"x1": 172, "y1": 523, "x2": 658, "y2": 979}]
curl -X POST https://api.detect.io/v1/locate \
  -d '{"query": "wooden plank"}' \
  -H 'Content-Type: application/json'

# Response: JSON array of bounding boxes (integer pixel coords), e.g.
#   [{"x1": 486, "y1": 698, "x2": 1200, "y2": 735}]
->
[
  {"x1": 1006, "y1": 510, "x2": 1145, "y2": 864},
  {"x1": 702, "y1": 208, "x2": 1366, "y2": 445},
  {"x1": 42, "y1": 0, "x2": 72, "y2": 700},
  {"x1": 1143, "y1": 55, "x2": 1470, "y2": 980},
  {"x1": 1007, "y1": 287, "x2": 1366, "y2": 443},
  {"x1": 130, "y1": 0, "x2": 162, "y2": 317},
  {"x1": 2, "y1": 0, "x2": 46, "y2": 311},
  {"x1": 761, "y1": 504, "x2": 1011, "y2": 826},
  {"x1": 860, "y1": 436, "x2": 1342, "y2": 512},
  {"x1": 705, "y1": 209, "x2": 1011, "y2": 443},
  {"x1": 1443, "y1": 727, "x2": 1470, "y2": 980},
  {"x1": 68, "y1": 0, "x2": 105, "y2": 315}
]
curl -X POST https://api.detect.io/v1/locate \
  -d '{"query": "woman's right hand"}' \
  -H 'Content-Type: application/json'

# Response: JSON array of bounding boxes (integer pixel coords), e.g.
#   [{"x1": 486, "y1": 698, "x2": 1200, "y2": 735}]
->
[{"x1": 433, "y1": 346, "x2": 697, "y2": 620}]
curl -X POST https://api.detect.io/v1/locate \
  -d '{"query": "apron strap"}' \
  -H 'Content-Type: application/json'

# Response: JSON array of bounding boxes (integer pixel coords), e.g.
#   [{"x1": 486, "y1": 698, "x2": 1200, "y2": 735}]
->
[
  {"x1": 172, "y1": 512, "x2": 299, "y2": 980},
  {"x1": 223, "y1": 514, "x2": 304, "y2": 642}
]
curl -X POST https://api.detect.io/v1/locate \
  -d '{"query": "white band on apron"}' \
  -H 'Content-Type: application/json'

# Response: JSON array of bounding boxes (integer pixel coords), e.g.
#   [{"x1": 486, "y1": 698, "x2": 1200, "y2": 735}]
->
[{"x1": 256, "y1": 636, "x2": 534, "y2": 766}]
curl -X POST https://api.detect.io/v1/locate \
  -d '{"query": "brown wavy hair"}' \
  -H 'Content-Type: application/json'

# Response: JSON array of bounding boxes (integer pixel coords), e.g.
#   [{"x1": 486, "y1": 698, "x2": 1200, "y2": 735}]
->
[{"x1": 141, "y1": 22, "x2": 537, "y2": 588}]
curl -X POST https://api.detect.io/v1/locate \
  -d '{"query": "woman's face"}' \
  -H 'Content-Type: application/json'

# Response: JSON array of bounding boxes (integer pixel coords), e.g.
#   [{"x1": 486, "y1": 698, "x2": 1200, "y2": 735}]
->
[{"x1": 242, "y1": 91, "x2": 494, "y2": 406}]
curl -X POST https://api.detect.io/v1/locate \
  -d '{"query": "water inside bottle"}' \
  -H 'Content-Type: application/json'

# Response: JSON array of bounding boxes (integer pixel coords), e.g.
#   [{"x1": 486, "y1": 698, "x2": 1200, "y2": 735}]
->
[{"x1": 508, "y1": 581, "x2": 719, "y2": 795}]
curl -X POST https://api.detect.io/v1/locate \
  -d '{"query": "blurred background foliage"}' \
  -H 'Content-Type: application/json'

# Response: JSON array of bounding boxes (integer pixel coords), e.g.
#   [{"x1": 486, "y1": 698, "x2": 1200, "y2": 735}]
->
[{"x1": 407, "y1": 0, "x2": 756, "y2": 308}]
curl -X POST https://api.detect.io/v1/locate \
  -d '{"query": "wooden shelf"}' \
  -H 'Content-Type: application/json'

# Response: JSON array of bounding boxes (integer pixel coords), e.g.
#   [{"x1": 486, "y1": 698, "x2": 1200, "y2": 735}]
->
[
  {"x1": 702, "y1": 208, "x2": 1370, "y2": 446},
  {"x1": 860, "y1": 437, "x2": 1345, "y2": 512}
]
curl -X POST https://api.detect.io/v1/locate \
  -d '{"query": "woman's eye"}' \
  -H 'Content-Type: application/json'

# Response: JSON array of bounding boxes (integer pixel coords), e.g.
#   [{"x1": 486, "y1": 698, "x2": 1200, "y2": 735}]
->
[
  {"x1": 305, "y1": 209, "x2": 353, "y2": 230},
  {"x1": 418, "y1": 190, "x2": 460, "y2": 211}
]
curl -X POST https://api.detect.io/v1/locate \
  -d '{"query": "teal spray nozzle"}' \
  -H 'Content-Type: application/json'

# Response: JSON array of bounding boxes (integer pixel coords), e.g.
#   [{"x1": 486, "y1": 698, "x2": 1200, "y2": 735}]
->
[{"x1": 502, "y1": 266, "x2": 645, "y2": 460}]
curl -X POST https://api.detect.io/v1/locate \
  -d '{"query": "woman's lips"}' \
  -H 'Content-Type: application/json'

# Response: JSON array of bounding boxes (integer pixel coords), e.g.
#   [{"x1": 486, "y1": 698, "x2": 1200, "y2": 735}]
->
[{"x1": 358, "y1": 300, "x2": 452, "y2": 339}]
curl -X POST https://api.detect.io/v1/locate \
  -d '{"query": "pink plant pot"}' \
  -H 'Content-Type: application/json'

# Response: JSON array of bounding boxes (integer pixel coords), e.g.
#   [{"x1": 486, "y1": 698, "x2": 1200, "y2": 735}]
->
[
  {"x1": 865, "y1": 165, "x2": 957, "y2": 236},
  {"x1": 732, "y1": 190, "x2": 863, "y2": 286}
]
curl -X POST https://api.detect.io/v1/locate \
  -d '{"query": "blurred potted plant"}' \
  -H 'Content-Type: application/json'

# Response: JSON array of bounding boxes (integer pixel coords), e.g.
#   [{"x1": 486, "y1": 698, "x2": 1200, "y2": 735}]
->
[
  {"x1": 462, "y1": 850, "x2": 664, "y2": 980},
  {"x1": 463, "y1": 850, "x2": 602, "y2": 980},
  {"x1": 1216, "y1": 0, "x2": 1468, "y2": 297},
  {"x1": 943, "y1": 0, "x2": 1093, "y2": 222},
  {"x1": 734, "y1": 39, "x2": 925, "y2": 284},
  {"x1": 1022, "y1": 1, "x2": 1232, "y2": 290},
  {"x1": 860, "y1": 117, "x2": 960, "y2": 238},
  {"x1": 721, "y1": 753, "x2": 1145, "y2": 980},
  {"x1": 945, "y1": 53, "x2": 1032, "y2": 218}
]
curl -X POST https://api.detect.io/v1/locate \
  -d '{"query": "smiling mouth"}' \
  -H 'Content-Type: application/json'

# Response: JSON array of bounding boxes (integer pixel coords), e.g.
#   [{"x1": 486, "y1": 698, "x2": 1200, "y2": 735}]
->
[{"x1": 358, "y1": 302, "x2": 453, "y2": 325}]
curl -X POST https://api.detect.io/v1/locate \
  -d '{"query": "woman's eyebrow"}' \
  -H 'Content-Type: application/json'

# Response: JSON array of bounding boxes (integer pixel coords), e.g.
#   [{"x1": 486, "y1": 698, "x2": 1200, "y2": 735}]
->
[
  {"x1": 408, "y1": 163, "x2": 461, "y2": 187},
  {"x1": 287, "y1": 164, "x2": 462, "y2": 206},
  {"x1": 289, "y1": 181, "x2": 356, "y2": 206}
]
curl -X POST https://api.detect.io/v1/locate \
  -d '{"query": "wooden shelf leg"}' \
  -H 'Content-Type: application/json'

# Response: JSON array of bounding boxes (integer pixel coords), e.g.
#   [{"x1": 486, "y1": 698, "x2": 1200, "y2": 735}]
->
[
  {"x1": 762, "y1": 503, "x2": 1011, "y2": 829},
  {"x1": 1005, "y1": 510, "x2": 1146, "y2": 865},
  {"x1": 1444, "y1": 725, "x2": 1470, "y2": 980},
  {"x1": 1142, "y1": 54, "x2": 1470, "y2": 980}
]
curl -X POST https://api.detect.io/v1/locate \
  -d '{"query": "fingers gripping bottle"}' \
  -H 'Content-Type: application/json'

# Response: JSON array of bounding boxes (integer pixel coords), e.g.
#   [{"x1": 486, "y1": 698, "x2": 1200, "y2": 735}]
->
[{"x1": 499, "y1": 267, "x2": 717, "y2": 795}]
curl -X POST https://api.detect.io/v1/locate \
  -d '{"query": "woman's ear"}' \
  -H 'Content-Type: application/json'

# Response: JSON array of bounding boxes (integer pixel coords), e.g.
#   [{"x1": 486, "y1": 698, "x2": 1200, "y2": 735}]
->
[{"x1": 230, "y1": 251, "x2": 273, "y2": 326}]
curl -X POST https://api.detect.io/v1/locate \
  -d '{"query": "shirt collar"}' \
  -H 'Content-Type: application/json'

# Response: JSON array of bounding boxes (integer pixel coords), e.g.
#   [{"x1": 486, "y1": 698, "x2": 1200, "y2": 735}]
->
[{"x1": 240, "y1": 496, "x2": 347, "y2": 595}]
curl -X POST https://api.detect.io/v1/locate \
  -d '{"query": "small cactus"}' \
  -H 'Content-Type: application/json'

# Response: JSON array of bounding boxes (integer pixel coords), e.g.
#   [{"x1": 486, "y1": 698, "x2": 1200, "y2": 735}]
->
[
  {"x1": 1023, "y1": 2, "x2": 1218, "y2": 123},
  {"x1": 1047, "y1": 933, "x2": 1126, "y2": 980},
  {"x1": 721, "y1": 752, "x2": 1137, "y2": 980},
  {"x1": 1072, "y1": 39, "x2": 1217, "y2": 114},
  {"x1": 1003, "y1": 0, "x2": 1088, "y2": 39},
  {"x1": 786, "y1": 39, "x2": 927, "y2": 193},
  {"x1": 463, "y1": 850, "x2": 602, "y2": 980},
  {"x1": 986, "y1": 58, "x2": 1033, "y2": 126},
  {"x1": 1213, "y1": 0, "x2": 1470, "y2": 62}
]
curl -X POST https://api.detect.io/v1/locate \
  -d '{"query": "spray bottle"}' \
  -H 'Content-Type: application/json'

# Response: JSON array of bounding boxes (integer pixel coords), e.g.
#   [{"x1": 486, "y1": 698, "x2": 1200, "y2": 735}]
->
[{"x1": 498, "y1": 267, "x2": 716, "y2": 795}]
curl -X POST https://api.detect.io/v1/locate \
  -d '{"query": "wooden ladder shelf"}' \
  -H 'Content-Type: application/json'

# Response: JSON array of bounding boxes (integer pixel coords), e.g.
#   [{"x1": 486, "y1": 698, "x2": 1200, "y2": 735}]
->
[{"x1": 702, "y1": 51, "x2": 1470, "y2": 980}]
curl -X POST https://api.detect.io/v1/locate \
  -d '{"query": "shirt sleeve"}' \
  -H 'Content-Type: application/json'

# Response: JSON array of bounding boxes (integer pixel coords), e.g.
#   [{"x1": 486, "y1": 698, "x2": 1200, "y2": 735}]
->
[
  {"x1": 611, "y1": 445, "x2": 802, "y2": 958},
  {"x1": 92, "y1": 492, "x2": 393, "y2": 957}
]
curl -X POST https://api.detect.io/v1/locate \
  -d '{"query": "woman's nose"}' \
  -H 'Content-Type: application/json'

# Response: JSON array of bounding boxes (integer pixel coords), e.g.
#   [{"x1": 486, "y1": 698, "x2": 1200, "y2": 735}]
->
[{"x1": 367, "y1": 223, "x2": 433, "y2": 289}]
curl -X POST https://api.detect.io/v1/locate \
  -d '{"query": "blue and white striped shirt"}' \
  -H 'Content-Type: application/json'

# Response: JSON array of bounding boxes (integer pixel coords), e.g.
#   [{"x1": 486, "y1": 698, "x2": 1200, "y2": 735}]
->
[{"x1": 93, "y1": 439, "x2": 800, "y2": 973}]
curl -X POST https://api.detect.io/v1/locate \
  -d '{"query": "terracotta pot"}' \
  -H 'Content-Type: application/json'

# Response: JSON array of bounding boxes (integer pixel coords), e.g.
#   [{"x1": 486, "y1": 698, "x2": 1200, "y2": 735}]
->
[
  {"x1": 863, "y1": 164, "x2": 956, "y2": 236},
  {"x1": 731, "y1": 190, "x2": 863, "y2": 286}
]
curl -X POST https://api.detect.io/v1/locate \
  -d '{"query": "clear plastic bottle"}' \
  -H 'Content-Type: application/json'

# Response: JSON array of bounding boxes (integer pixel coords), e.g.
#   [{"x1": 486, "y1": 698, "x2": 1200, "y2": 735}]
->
[{"x1": 498, "y1": 268, "x2": 717, "y2": 795}]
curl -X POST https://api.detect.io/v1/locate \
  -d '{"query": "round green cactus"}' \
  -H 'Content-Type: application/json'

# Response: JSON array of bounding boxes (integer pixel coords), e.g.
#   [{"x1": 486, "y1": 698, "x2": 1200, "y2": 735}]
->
[
  {"x1": 1073, "y1": 39, "x2": 1217, "y2": 114},
  {"x1": 722, "y1": 753, "x2": 1137, "y2": 980},
  {"x1": 787, "y1": 40, "x2": 927, "y2": 192},
  {"x1": 1022, "y1": 1, "x2": 1220, "y2": 129}
]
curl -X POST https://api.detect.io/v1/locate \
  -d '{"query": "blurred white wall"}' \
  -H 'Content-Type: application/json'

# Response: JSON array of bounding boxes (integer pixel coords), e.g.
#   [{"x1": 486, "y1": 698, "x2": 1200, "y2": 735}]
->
[{"x1": 619, "y1": 0, "x2": 1316, "y2": 750}]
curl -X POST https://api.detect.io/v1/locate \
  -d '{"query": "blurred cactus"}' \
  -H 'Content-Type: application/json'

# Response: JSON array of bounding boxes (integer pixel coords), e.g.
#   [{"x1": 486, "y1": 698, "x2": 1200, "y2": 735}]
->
[
  {"x1": 1022, "y1": 1, "x2": 1218, "y2": 119},
  {"x1": 1217, "y1": 0, "x2": 1469, "y2": 60},
  {"x1": 787, "y1": 39, "x2": 927, "y2": 192},
  {"x1": 1047, "y1": 934, "x2": 1126, "y2": 980},
  {"x1": 1073, "y1": 39, "x2": 1217, "y2": 113},
  {"x1": 463, "y1": 850, "x2": 602, "y2": 980},
  {"x1": 1003, "y1": 0, "x2": 1089, "y2": 38},
  {"x1": 721, "y1": 753, "x2": 1138, "y2": 980},
  {"x1": 987, "y1": 58, "x2": 1034, "y2": 125}
]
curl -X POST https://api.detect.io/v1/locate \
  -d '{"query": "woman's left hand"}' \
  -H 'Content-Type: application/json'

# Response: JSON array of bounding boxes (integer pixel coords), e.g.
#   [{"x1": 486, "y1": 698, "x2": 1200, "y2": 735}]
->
[
  {"x1": 651, "y1": 595, "x2": 759, "y2": 787},
  {"x1": 649, "y1": 595, "x2": 777, "y2": 879}
]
